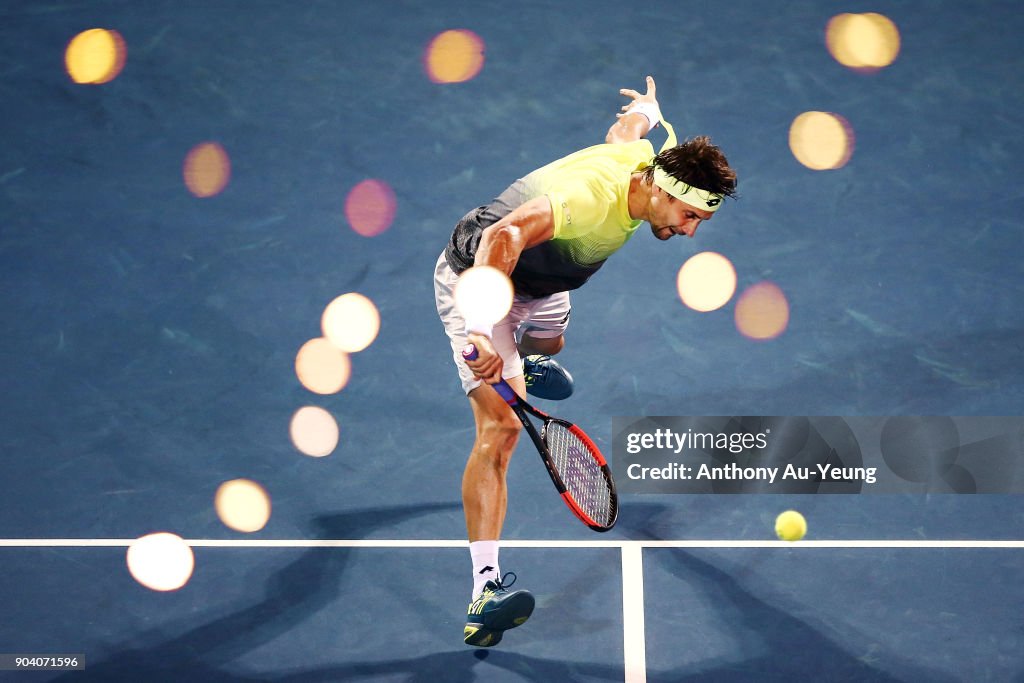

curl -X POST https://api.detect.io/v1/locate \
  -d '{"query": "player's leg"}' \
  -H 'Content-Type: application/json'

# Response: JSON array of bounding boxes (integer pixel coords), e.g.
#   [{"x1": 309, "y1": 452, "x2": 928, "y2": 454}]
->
[
  {"x1": 461, "y1": 376, "x2": 535, "y2": 648},
  {"x1": 455, "y1": 322, "x2": 525, "y2": 602},
  {"x1": 518, "y1": 293, "x2": 575, "y2": 400},
  {"x1": 463, "y1": 374, "x2": 527, "y2": 542},
  {"x1": 518, "y1": 332, "x2": 564, "y2": 356},
  {"x1": 434, "y1": 252, "x2": 535, "y2": 646}
]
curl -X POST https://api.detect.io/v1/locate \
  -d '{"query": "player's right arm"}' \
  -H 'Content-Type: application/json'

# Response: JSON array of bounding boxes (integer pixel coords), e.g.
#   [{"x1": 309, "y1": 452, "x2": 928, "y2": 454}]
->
[
  {"x1": 465, "y1": 196, "x2": 554, "y2": 384},
  {"x1": 473, "y1": 196, "x2": 554, "y2": 276}
]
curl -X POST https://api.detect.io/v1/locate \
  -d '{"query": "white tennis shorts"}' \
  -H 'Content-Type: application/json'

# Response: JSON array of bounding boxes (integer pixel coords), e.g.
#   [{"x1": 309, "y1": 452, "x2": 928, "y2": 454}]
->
[{"x1": 434, "y1": 252, "x2": 571, "y2": 395}]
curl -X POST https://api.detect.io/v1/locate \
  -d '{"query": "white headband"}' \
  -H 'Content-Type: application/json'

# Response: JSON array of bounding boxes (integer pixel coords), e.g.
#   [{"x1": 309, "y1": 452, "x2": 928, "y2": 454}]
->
[{"x1": 652, "y1": 167, "x2": 724, "y2": 212}]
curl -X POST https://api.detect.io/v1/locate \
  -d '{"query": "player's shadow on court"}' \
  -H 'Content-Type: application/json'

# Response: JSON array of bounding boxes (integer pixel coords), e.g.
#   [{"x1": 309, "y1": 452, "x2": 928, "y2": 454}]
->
[
  {"x1": 650, "y1": 549, "x2": 961, "y2": 682},
  {"x1": 611, "y1": 501, "x2": 688, "y2": 540},
  {"x1": 263, "y1": 649, "x2": 624, "y2": 682},
  {"x1": 49, "y1": 502, "x2": 470, "y2": 682}
]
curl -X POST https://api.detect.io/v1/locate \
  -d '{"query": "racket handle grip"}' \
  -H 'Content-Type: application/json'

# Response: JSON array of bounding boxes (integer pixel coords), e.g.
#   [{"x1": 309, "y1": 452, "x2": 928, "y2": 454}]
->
[
  {"x1": 461, "y1": 344, "x2": 479, "y2": 362},
  {"x1": 461, "y1": 344, "x2": 518, "y2": 404}
]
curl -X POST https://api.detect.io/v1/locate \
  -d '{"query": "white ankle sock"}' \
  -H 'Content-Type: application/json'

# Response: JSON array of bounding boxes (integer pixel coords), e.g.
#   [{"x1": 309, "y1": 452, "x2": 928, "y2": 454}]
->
[{"x1": 470, "y1": 540, "x2": 500, "y2": 599}]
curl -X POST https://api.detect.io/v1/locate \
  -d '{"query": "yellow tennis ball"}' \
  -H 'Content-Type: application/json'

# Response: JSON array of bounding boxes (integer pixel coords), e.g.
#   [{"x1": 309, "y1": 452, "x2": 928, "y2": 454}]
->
[{"x1": 775, "y1": 510, "x2": 807, "y2": 541}]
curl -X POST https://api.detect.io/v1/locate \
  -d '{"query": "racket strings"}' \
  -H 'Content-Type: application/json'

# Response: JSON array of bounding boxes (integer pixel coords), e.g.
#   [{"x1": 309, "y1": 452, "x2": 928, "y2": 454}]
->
[{"x1": 544, "y1": 422, "x2": 614, "y2": 527}]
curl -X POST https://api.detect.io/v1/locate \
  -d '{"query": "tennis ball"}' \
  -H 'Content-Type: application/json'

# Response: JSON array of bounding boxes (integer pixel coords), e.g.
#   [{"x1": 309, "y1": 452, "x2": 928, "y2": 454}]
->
[{"x1": 775, "y1": 510, "x2": 807, "y2": 541}]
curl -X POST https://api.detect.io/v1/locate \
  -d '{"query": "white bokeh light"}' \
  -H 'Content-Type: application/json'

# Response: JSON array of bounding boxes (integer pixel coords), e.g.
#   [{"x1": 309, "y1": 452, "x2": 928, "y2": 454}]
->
[
  {"x1": 454, "y1": 266, "x2": 514, "y2": 327},
  {"x1": 676, "y1": 252, "x2": 737, "y2": 312},
  {"x1": 126, "y1": 532, "x2": 195, "y2": 592}
]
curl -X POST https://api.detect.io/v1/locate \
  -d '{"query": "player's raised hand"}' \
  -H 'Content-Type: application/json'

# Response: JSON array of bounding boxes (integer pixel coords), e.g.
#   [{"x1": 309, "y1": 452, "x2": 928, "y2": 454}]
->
[{"x1": 617, "y1": 75, "x2": 658, "y2": 117}]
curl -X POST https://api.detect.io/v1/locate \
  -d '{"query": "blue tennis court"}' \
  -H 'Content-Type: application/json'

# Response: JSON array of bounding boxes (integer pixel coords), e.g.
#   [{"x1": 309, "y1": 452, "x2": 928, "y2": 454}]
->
[{"x1": 2, "y1": 1, "x2": 1023, "y2": 680}]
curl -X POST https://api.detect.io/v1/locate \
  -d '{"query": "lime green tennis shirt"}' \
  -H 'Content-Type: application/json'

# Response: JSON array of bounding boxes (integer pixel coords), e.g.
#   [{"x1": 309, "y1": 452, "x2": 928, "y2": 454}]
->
[{"x1": 445, "y1": 138, "x2": 655, "y2": 298}]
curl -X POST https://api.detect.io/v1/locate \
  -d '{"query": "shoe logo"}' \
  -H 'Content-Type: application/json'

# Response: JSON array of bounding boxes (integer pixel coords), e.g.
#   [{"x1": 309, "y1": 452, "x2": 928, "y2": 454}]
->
[
  {"x1": 470, "y1": 594, "x2": 493, "y2": 615},
  {"x1": 478, "y1": 565, "x2": 494, "y2": 575}
]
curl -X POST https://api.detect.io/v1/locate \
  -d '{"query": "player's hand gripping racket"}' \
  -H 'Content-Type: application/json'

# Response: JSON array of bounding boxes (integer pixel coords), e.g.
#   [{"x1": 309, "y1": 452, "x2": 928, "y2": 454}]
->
[{"x1": 463, "y1": 344, "x2": 618, "y2": 532}]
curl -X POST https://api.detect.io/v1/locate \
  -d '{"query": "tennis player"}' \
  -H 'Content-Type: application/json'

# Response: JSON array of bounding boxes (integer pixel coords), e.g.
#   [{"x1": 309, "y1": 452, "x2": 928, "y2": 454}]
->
[{"x1": 434, "y1": 76, "x2": 737, "y2": 647}]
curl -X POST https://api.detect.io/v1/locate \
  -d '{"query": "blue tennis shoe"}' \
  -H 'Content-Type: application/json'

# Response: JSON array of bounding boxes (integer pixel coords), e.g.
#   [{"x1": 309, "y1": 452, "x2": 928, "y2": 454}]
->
[
  {"x1": 523, "y1": 355, "x2": 574, "y2": 400},
  {"x1": 464, "y1": 572, "x2": 535, "y2": 647}
]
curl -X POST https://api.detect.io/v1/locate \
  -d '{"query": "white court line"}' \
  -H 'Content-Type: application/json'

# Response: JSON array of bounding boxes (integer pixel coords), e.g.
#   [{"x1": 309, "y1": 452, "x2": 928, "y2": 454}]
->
[
  {"x1": 621, "y1": 544, "x2": 647, "y2": 683},
  {"x1": 1, "y1": 539, "x2": 1022, "y2": 548}
]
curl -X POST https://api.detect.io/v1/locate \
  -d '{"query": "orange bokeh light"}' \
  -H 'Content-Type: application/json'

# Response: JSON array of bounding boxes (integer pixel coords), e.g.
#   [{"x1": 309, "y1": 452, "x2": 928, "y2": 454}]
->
[
  {"x1": 321, "y1": 293, "x2": 380, "y2": 353},
  {"x1": 826, "y1": 13, "x2": 900, "y2": 73},
  {"x1": 789, "y1": 111, "x2": 854, "y2": 171},
  {"x1": 735, "y1": 282, "x2": 790, "y2": 340},
  {"x1": 215, "y1": 479, "x2": 271, "y2": 533},
  {"x1": 183, "y1": 142, "x2": 231, "y2": 198},
  {"x1": 295, "y1": 337, "x2": 351, "y2": 394},
  {"x1": 65, "y1": 28, "x2": 126, "y2": 84},
  {"x1": 424, "y1": 29, "x2": 485, "y2": 84},
  {"x1": 344, "y1": 179, "x2": 396, "y2": 237}
]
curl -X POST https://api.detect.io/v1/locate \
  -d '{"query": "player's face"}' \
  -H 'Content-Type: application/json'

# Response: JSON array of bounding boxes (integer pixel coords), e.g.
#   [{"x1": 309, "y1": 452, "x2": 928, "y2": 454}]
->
[{"x1": 649, "y1": 188, "x2": 713, "y2": 241}]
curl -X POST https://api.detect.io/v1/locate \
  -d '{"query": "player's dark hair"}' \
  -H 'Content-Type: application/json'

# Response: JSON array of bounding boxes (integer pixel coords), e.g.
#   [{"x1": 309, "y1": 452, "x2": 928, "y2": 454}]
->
[{"x1": 642, "y1": 136, "x2": 738, "y2": 198}]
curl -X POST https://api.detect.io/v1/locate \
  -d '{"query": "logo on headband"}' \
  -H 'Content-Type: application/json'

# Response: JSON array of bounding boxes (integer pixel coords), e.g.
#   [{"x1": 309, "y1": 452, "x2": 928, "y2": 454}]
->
[{"x1": 706, "y1": 197, "x2": 721, "y2": 207}]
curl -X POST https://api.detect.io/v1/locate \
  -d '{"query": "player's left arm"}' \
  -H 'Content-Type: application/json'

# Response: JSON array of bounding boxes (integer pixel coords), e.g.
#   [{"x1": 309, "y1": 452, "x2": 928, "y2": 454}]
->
[{"x1": 605, "y1": 75, "x2": 662, "y2": 144}]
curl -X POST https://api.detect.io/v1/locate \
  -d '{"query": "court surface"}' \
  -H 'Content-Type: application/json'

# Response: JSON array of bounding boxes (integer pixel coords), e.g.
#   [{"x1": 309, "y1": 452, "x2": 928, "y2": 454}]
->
[{"x1": 1, "y1": 1, "x2": 1023, "y2": 681}]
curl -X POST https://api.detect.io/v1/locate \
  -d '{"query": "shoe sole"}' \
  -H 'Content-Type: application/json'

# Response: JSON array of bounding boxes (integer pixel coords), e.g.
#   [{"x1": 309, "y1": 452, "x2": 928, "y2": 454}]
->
[
  {"x1": 481, "y1": 590, "x2": 535, "y2": 631},
  {"x1": 464, "y1": 591, "x2": 535, "y2": 647},
  {"x1": 464, "y1": 625, "x2": 503, "y2": 647}
]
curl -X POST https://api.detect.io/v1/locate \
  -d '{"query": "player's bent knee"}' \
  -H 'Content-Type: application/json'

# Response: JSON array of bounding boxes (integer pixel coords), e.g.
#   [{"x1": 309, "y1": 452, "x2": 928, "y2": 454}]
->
[
  {"x1": 475, "y1": 418, "x2": 520, "y2": 455},
  {"x1": 468, "y1": 383, "x2": 522, "y2": 465},
  {"x1": 520, "y1": 334, "x2": 564, "y2": 356}
]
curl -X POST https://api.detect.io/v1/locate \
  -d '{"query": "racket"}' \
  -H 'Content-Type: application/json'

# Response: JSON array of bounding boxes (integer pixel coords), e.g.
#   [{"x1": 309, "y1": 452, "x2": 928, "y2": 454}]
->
[{"x1": 463, "y1": 344, "x2": 618, "y2": 532}]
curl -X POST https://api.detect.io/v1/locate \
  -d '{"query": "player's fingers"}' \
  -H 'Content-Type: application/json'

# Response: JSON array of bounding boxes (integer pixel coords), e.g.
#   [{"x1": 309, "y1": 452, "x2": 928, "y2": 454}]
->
[
  {"x1": 646, "y1": 75, "x2": 656, "y2": 95},
  {"x1": 481, "y1": 362, "x2": 503, "y2": 384},
  {"x1": 619, "y1": 88, "x2": 640, "y2": 100},
  {"x1": 469, "y1": 355, "x2": 501, "y2": 383},
  {"x1": 473, "y1": 367, "x2": 497, "y2": 383}
]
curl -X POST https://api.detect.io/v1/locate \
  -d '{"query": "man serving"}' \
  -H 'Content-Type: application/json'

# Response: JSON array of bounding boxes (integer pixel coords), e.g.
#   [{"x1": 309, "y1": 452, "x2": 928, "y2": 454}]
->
[{"x1": 434, "y1": 76, "x2": 738, "y2": 647}]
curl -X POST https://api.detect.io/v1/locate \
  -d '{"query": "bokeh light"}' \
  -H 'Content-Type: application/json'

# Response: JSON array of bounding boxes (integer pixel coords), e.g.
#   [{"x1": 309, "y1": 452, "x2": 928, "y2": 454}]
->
[
  {"x1": 290, "y1": 406, "x2": 340, "y2": 457},
  {"x1": 345, "y1": 179, "x2": 397, "y2": 237},
  {"x1": 321, "y1": 293, "x2": 380, "y2": 353},
  {"x1": 735, "y1": 282, "x2": 790, "y2": 340},
  {"x1": 65, "y1": 28, "x2": 126, "y2": 84},
  {"x1": 454, "y1": 266, "x2": 514, "y2": 328},
  {"x1": 827, "y1": 13, "x2": 900, "y2": 72},
  {"x1": 126, "y1": 532, "x2": 195, "y2": 592},
  {"x1": 183, "y1": 142, "x2": 231, "y2": 197},
  {"x1": 215, "y1": 479, "x2": 271, "y2": 533},
  {"x1": 424, "y1": 29, "x2": 485, "y2": 84},
  {"x1": 676, "y1": 252, "x2": 737, "y2": 312},
  {"x1": 789, "y1": 111, "x2": 854, "y2": 170},
  {"x1": 295, "y1": 337, "x2": 351, "y2": 394}
]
